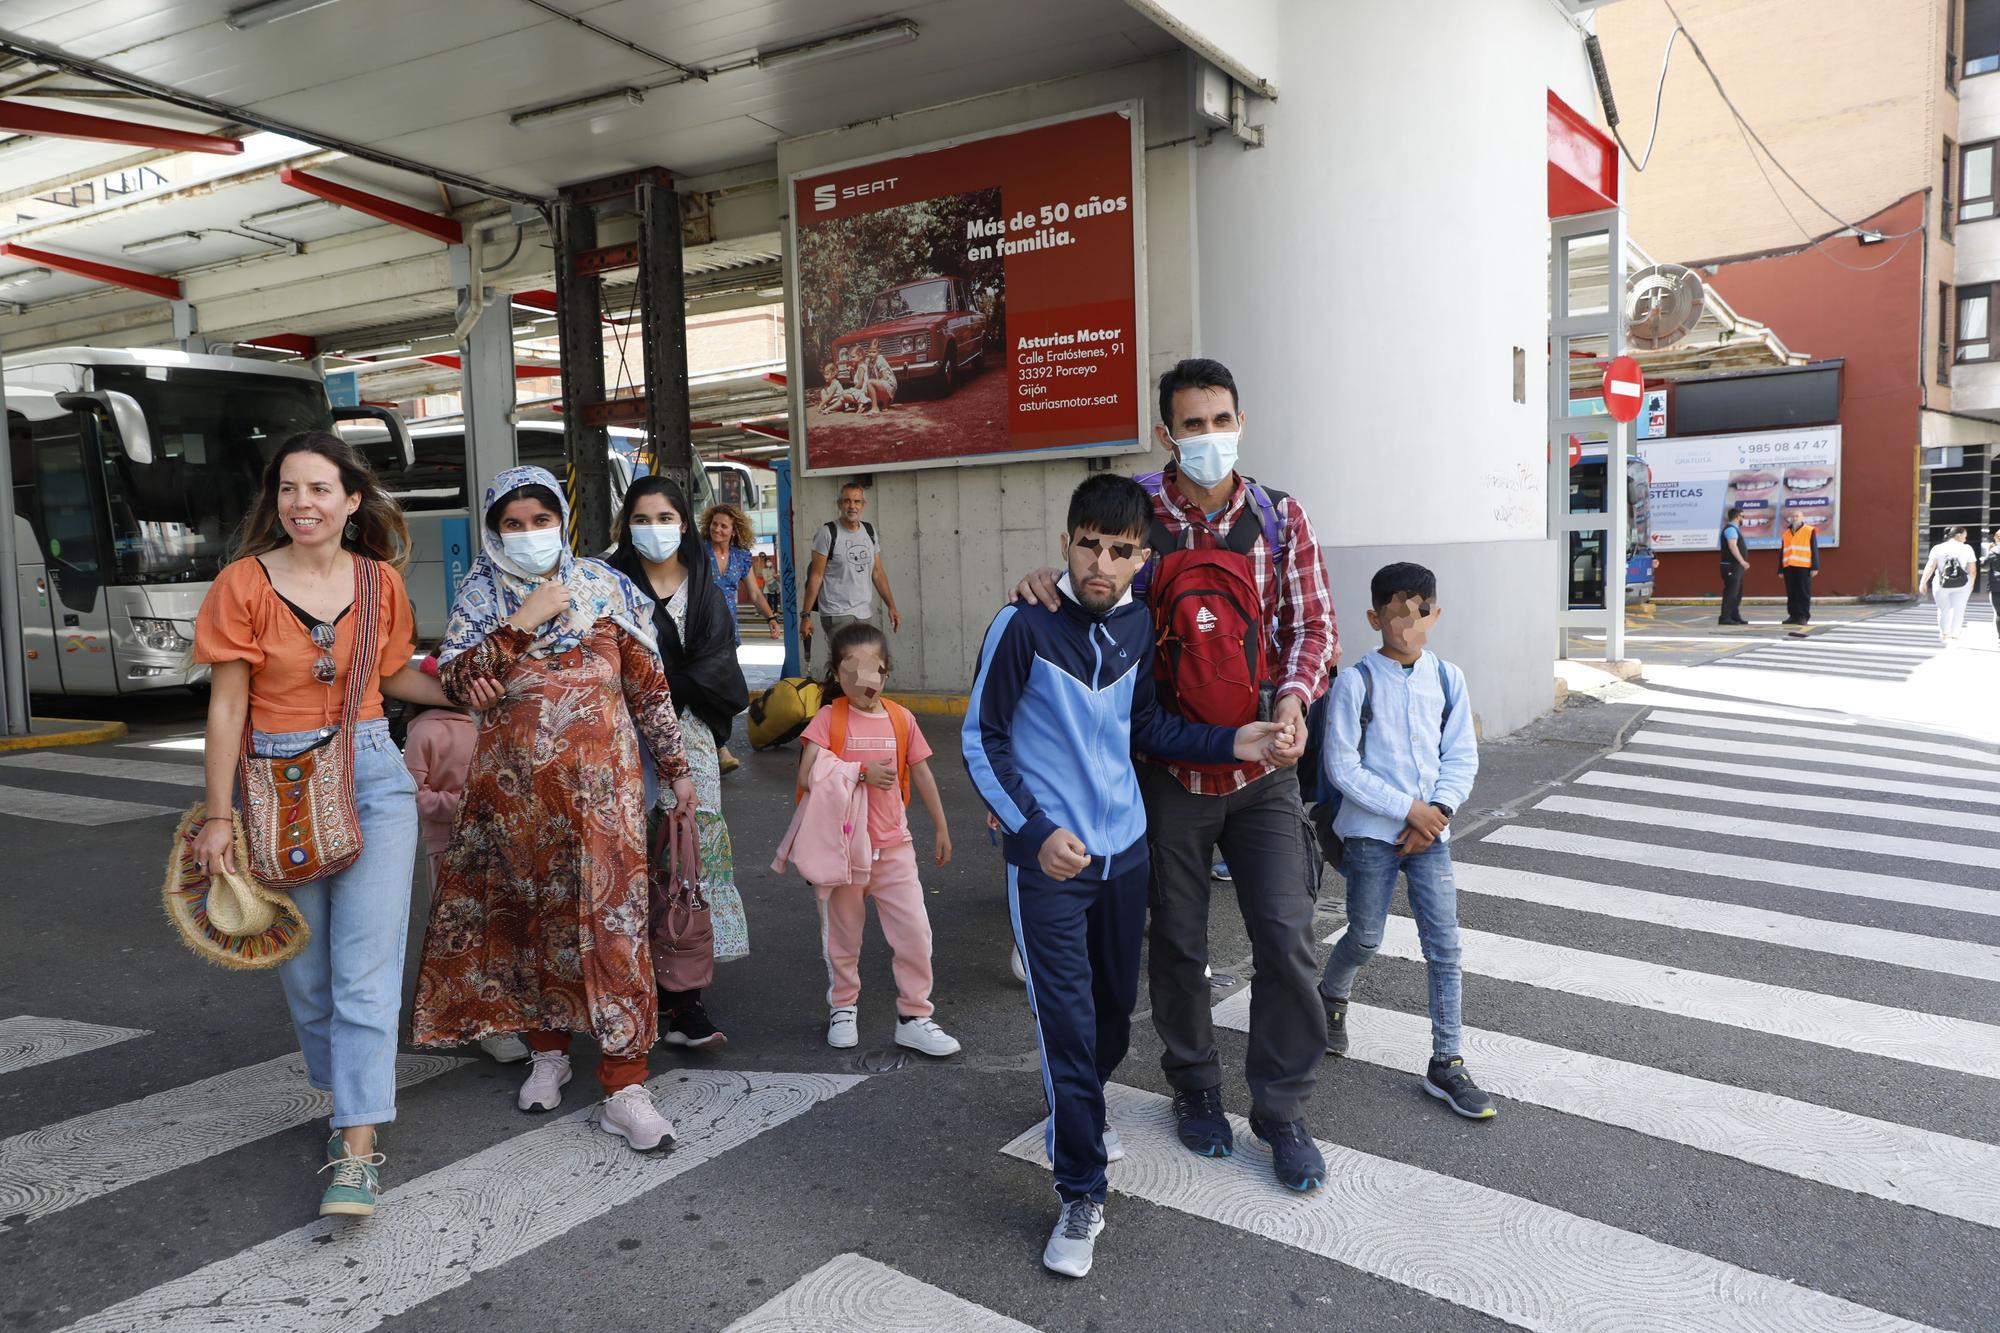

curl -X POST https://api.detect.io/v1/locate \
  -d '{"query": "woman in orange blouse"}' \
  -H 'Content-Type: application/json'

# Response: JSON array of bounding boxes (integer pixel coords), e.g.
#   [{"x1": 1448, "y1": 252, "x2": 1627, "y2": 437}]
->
[{"x1": 192, "y1": 431, "x2": 493, "y2": 1222}]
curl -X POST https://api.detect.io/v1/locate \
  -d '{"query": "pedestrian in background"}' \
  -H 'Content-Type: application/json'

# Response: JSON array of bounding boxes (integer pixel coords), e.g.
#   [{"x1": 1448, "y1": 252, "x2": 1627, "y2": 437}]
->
[
  {"x1": 1779, "y1": 513, "x2": 1819, "y2": 628},
  {"x1": 800, "y1": 480, "x2": 901, "y2": 663},
  {"x1": 192, "y1": 431, "x2": 483, "y2": 1220},
  {"x1": 1920, "y1": 525, "x2": 1977, "y2": 645},
  {"x1": 1982, "y1": 528, "x2": 2000, "y2": 633},
  {"x1": 1717, "y1": 505, "x2": 1750, "y2": 626},
  {"x1": 701, "y1": 500, "x2": 778, "y2": 775}
]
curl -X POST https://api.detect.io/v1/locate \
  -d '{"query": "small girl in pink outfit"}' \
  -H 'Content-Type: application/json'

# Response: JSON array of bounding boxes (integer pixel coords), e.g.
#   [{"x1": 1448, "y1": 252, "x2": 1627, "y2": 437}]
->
[
  {"x1": 797, "y1": 622, "x2": 957, "y2": 1058},
  {"x1": 403, "y1": 657, "x2": 526, "y2": 1065}
]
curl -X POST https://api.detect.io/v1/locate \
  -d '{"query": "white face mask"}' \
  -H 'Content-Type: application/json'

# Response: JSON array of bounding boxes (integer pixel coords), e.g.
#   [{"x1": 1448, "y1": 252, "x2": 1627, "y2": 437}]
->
[
  {"x1": 501, "y1": 528, "x2": 565, "y2": 575},
  {"x1": 1175, "y1": 430, "x2": 1240, "y2": 488},
  {"x1": 629, "y1": 522, "x2": 682, "y2": 563}
]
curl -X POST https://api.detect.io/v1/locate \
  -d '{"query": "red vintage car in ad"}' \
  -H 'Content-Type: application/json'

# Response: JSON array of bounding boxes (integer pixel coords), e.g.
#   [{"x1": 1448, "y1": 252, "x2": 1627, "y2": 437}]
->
[{"x1": 832, "y1": 275, "x2": 988, "y2": 396}]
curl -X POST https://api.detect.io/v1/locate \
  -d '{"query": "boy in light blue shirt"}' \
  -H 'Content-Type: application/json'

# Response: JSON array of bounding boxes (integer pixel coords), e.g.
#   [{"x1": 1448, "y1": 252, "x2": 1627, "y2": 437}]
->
[{"x1": 1316, "y1": 561, "x2": 1492, "y2": 1119}]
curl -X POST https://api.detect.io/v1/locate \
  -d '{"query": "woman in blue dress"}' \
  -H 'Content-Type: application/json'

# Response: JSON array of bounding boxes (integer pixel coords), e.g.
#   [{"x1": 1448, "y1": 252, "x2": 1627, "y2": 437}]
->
[{"x1": 700, "y1": 502, "x2": 777, "y2": 773}]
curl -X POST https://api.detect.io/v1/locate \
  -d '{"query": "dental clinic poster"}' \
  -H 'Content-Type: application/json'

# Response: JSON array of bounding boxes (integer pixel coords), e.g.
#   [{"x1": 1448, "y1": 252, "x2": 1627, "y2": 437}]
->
[{"x1": 1640, "y1": 426, "x2": 1841, "y2": 551}]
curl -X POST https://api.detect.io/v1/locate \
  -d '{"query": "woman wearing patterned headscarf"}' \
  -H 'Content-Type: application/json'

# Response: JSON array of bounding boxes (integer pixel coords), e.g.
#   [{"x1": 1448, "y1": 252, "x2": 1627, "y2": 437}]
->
[{"x1": 411, "y1": 466, "x2": 696, "y2": 1152}]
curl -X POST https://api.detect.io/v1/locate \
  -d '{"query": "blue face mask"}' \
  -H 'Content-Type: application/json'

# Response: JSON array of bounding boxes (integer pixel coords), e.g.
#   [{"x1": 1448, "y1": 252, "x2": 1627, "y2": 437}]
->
[
  {"x1": 1174, "y1": 429, "x2": 1240, "y2": 488},
  {"x1": 500, "y1": 528, "x2": 565, "y2": 576},
  {"x1": 628, "y1": 522, "x2": 682, "y2": 563}
]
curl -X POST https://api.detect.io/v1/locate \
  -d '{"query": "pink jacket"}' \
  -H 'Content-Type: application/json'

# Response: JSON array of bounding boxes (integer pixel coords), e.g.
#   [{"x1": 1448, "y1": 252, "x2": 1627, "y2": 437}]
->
[
  {"x1": 772, "y1": 749, "x2": 872, "y2": 887},
  {"x1": 403, "y1": 709, "x2": 477, "y2": 855}
]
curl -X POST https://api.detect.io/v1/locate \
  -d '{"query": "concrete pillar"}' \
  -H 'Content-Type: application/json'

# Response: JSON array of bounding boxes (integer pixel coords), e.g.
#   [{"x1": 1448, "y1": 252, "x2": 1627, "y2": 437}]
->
[{"x1": 457, "y1": 276, "x2": 518, "y2": 506}]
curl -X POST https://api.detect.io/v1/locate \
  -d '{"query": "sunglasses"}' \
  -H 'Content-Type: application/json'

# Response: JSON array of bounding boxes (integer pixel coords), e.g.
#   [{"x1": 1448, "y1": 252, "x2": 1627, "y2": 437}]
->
[
  {"x1": 309, "y1": 621, "x2": 337, "y2": 685},
  {"x1": 1073, "y1": 534, "x2": 1143, "y2": 562}
]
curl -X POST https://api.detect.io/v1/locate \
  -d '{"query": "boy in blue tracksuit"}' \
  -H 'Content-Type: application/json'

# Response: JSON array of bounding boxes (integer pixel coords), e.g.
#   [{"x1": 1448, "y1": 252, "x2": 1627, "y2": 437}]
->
[
  {"x1": 1317, "y1": 561, "x2": 1490, "y2": 1119},
  {"x1": 964, "y1": 473, "x2": 1286, "y2": 1279}
]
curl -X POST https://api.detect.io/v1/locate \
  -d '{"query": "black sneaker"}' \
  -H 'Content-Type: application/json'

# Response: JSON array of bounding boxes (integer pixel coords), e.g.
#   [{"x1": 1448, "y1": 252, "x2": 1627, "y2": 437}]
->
[
  {"x1": 1249, "y1": 1116, "x2": 1326, "y2": 1192},
  {"x1": 1171, "y1": 1087, "x2": 1234, "y2": 1157},
  {"x1": 1424, "y1": 1056, "x2": 1496, "y2": 1119},
  {"x1": 661, "y1": 994, "x2": 727, "y2": 1050},
  {"x1": 1322, "y1": 996, "x2": 1349, "y2": 1056}
]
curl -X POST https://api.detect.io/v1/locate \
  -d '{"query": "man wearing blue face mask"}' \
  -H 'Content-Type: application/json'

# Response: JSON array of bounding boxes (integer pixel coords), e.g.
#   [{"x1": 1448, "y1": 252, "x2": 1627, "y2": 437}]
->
[{"x1": 1012, "y1": 357, "x2": 1337, "y2": 1192}]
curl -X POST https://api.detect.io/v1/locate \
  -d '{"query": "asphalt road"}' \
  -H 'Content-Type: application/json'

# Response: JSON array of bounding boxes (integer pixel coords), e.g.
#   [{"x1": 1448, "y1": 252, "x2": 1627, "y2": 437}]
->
[{"x1": 2, "y1": 605, "x2": 1995, "y2": 1332}]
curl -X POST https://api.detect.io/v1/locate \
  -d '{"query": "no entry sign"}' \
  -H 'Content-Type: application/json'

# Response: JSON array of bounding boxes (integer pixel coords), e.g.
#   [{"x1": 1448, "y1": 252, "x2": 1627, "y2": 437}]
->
[{"x1": 1602, "y1": 355, "x2": 1644, "y2": 423}]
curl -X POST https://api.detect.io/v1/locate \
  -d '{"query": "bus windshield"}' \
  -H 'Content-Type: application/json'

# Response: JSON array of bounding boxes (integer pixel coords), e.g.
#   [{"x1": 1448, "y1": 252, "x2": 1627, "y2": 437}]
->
[{"x1": 89, "y1": 365, "x2": 332, "y2": 583}]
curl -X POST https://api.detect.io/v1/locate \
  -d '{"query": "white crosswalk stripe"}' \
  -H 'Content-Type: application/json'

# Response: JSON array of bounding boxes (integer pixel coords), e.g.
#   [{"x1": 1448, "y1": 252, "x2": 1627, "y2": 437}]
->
[
  {"x1": 1450, "y1": 861, "x2": 2000, "y2": 980},
  {"x1": 1483, "y1": 824, "x2": 2000, "y2": 917},
  {"x1": 1643, "y1": 709, "x2": 2000, "y2": 764},
  {"x1": 1001, "y1": 1085, "x2": 1941, "y2": 1332},
  {"x1": 724, "y1": 1254, "x2": 1039, "y2": 1332},
  {"x1": 1625, "y1": 727, "x2": 2000, "y2": 782},
  {"x1": 1368, "y1": 916, "x2": 2000, "y2": 1077},
  {"x1": 1211, "y1": 994, "x2": 2000, "y2": 1229},
  {"x1": 1602, "y1": 747, "x2": 2000, "y2": 809},
  {"x1": 1573, "y1": 768, "x2": 2000, "y2": 836},
  {"x1": 0, "y1": 783, "x2": 179, "y2": 824},
  {"x1": 53, "y1": 1071, "x2": 861, "y2": 1333},
  {"x1": 0, "y1": 752, "x2": 206, "y2": 787},
  {"x1": 1537, "y1": 792, "x2": 2000, "y2": 870},
  {"x1": 0, "y1": 1053, "x2": 465, "y2": 1232},
  {"x1": 0, "y1": 1017, "x2": 148, "y2": 1076}
]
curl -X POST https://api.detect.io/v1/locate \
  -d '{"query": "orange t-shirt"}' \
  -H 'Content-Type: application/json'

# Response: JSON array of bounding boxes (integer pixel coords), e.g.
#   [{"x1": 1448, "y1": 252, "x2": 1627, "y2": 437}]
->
[{"x1": 193, "y1": 555, "x2": 417, "y2": 733}]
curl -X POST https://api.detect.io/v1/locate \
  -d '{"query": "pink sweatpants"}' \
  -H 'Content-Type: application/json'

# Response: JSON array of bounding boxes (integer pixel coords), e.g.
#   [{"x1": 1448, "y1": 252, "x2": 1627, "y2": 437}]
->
[{"x1": 815, "y1": 841, "x2": 934, "y2": 1017}]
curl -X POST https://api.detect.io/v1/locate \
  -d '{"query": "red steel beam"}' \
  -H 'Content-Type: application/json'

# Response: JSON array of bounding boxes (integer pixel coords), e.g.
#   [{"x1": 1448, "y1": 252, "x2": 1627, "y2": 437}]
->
[
  {"x1": 0, "y1": 241, "x2": 181, "y2": 299},
  {"x1": 572, "y1": 242, "x2": 640, "y2": 276},
  {"x1": 511, "y1": 289, "x2": 560, "y2": 313},
  {"x1": 581, "y1": 394, "x2": 649, "y2": 428},
  {"x1": 738, "y1": 421, "x2": 789, "y2": 442},
  {"x1": 0, "y1": 101, "x2": 242, "y2": 156},
  {"x1": 418, "y1": 354, "x2": 563, "y2": 379},
  {"x1": 279, "y1": 167, "x2": 464, "y2": 245}
]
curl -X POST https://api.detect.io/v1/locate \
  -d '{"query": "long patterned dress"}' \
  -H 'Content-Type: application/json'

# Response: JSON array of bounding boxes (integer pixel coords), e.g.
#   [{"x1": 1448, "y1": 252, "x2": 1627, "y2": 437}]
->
[
  {"x1": 412, "y1": 618, "x2": 689, "y2": 1059},
  {"x1": 654, "y1": 582, "x2": 748, "y2": 961}
]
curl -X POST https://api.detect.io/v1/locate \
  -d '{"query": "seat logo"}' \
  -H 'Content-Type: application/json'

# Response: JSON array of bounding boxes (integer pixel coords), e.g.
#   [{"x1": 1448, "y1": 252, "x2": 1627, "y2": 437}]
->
[{"x1": 1195, "y1": 608, "x2": 1218, "y2": 634}]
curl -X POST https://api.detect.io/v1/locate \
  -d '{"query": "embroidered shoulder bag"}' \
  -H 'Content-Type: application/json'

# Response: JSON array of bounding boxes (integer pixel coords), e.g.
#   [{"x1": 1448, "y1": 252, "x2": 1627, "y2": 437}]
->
[{"x1": 238, "y1": 556, "x2": 382, "y2": 886}]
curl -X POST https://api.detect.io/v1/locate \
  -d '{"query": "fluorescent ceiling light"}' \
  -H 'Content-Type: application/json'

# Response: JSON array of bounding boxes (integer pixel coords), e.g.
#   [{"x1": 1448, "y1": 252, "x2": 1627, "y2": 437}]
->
[
  {"x1": 341, "y1": 343, "x2": 413, "y2": 358},
  {"x1": 225, "y1": 0, "x2": 347, "y2": 31},
  {"x1": 123, "y1": 232, "x2": 203, "y2": 256},
  {"x1": 510, "y1": 88, "x2": 644, "y2": 131},
  {"x1": 757, "y1": 20, "x2": 918, "y2": 71},
  {"x1": 245, "y1": 197, "x2": 338, "y2": 228},
  {"x1": 0, "y1": 267, "x2": 52, "y2": 291}
]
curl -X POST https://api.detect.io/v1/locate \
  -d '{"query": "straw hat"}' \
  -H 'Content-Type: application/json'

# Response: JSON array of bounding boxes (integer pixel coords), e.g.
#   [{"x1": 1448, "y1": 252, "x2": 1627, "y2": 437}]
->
[{"x1": 162, "y1": 803, "x2": 309, "y2": 970}]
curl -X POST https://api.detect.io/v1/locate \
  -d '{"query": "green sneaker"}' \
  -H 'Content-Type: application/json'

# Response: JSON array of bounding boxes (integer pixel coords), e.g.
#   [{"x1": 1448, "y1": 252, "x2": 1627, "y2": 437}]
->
[{"x1": 319, "y1": 1131, "x2": 384, "y2": 1218}]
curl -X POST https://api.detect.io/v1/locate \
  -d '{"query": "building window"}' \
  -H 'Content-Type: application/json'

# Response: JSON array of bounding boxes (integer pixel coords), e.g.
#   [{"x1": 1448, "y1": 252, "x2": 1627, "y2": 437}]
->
[
  {"x1": 1965, "y1": 142, "x2": 1997, "y2": 222},
  {"x1": 1972, "y1": 0, "x2": 2000, "y2": 75},
  {"x1": 1942, "y1": 283, "x2": 1955, "y2": 384},
  {"x1": 1946, "y1": 139, "x2": 1958, "y2": 237},
  {"x1": 1958, "y1": 285, "x2": 1993, "y2": 362}
]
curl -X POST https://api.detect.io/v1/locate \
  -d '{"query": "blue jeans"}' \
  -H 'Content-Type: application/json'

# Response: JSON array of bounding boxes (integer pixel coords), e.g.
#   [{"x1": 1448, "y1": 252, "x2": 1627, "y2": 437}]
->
[
  {"x1": 1318, "y1": 837, "x2": 1463, "y2": 1058},
  {"x1": 250, "y1": 719, "x2": 419, "y2": 1128}
]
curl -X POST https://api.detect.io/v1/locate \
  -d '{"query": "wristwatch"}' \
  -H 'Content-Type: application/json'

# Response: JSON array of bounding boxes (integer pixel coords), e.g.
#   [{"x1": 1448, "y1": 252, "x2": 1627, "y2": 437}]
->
[{"x1": 1428, "y1": 802, "x2": 1454, "y2": 818}]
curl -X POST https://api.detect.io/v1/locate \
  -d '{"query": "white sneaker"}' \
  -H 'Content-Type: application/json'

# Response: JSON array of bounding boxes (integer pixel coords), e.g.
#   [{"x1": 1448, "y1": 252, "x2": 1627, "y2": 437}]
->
[
  {"x1": 595, "y1": 1085, "x2": 676, "y2": 1151},
  {"x1": 1010, "y1": 946, "x2": 1027, "y2": 983},
  {"x1": 895, "y1": 1015, "x2": 961, "y2": 1057},
  {"x1": 1043, "y1": 1198, "x2": 1105, "y2": 1277},
  {"x1": 827, "y1": 1006, "x2": 858, "y2": 1049},
  {"x1": 479, "y1": 1034, "x2": 530, "y2": 1064},
  {"x1": 516, "y1": 1050, "x2": 570, "y2": 1112}
]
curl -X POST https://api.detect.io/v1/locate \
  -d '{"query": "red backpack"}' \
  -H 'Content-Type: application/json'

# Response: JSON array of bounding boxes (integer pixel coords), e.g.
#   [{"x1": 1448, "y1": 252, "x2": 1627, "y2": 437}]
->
[{"x1": 1136, "y1": 473, "x2": 1287, "y2": 730}]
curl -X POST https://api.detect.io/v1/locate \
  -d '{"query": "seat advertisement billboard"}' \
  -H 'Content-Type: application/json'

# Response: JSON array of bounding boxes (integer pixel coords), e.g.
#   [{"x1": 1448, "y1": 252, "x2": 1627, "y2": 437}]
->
[
  {"x1": 787, "y1": 105, "x2": 1145, "y2": 476},
  {"x1": 1639, "y1": 425, "x2": 1841, "y2": 551}
]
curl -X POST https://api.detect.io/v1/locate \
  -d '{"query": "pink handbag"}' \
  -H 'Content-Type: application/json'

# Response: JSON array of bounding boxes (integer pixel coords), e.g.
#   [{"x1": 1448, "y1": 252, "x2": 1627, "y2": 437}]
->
[{"x1": 649, "y1": 806, "x2": 713, "y2": 992}]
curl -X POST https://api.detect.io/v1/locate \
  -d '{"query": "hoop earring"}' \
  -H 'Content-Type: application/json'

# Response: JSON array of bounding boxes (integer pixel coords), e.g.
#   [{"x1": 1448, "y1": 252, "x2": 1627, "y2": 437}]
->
[{"x1": 344, "y1": 520, "x2": 359, "y2": 541}]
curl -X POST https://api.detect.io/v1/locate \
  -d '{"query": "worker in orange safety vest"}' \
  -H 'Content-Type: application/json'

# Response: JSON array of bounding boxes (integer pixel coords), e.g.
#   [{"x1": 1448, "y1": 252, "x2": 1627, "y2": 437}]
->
[{"x1": 1780, "y1": 515, "x2": 1819, "y2": 627}]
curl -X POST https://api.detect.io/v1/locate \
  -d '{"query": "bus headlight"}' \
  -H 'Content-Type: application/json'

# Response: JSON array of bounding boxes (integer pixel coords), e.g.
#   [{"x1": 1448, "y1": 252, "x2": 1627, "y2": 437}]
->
[{"x1": 130, "y1": 617, "x2": 193, "y2": 652}]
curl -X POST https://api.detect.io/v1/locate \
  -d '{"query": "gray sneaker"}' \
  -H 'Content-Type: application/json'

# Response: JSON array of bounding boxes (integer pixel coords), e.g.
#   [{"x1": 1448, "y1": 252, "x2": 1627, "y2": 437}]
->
[{"x1": 1042, "y1": 1197, "x2": 1105, "y2": 1277}]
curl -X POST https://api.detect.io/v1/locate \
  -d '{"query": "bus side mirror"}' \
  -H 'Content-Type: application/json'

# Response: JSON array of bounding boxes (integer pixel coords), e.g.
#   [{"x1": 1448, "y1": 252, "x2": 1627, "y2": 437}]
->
[
  {"x1": 58, "y1": 390, "x2": 152, "y2": 464},
  {"x1": 332, "y1": 405, "x2": 414, "y2": 470}
]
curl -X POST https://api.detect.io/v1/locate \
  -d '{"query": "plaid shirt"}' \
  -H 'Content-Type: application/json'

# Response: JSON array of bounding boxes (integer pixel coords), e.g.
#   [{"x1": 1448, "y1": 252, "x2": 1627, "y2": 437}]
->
[{"x1": 1141, "y1": 467, "x2": 1338, "y2": 795}]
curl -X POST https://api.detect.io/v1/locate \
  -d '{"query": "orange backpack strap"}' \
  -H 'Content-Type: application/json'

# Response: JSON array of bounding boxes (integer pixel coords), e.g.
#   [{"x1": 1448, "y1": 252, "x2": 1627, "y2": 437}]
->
[{"x1": 885, "y1": 699, "x2": 913, "y2": 805}]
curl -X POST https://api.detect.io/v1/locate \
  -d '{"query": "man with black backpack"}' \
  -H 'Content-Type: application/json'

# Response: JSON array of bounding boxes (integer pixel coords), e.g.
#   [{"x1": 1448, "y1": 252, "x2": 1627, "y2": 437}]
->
[
  {"x1": 801, "y1": 480, "x2": 901, "y2": 664},
  {"x1": 1011, "y1": 357, "x2": 1336, "y2": 1192}
]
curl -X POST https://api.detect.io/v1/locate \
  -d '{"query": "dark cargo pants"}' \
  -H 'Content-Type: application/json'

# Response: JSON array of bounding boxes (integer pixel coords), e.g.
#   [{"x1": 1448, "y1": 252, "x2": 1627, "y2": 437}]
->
[{"x1": 1139, "y1": 763, "x2": 1325, "y2": 1122}]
